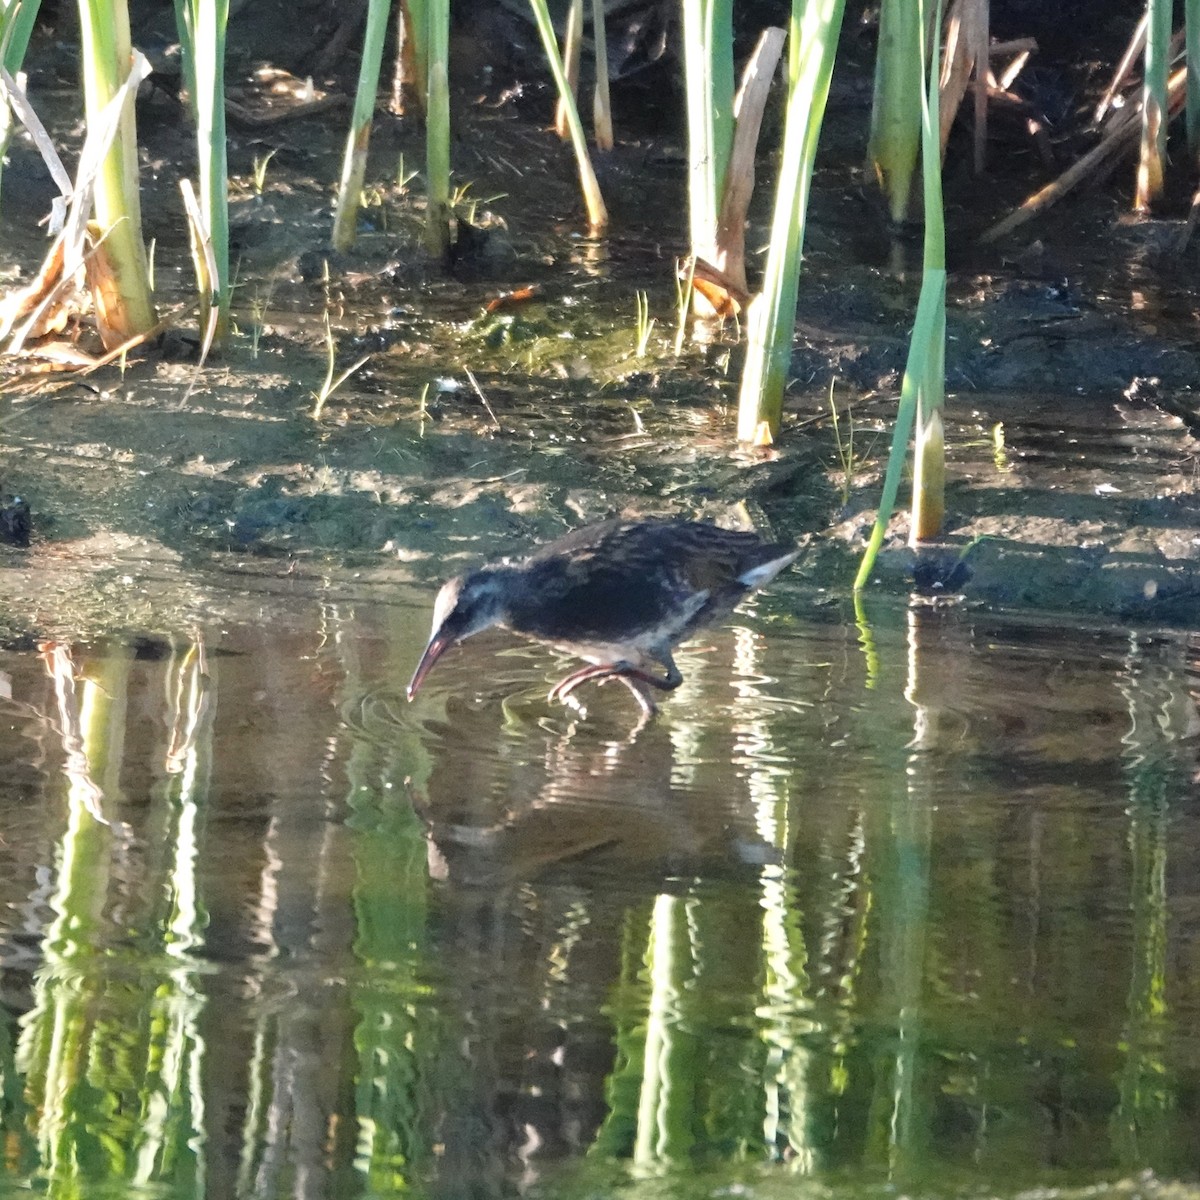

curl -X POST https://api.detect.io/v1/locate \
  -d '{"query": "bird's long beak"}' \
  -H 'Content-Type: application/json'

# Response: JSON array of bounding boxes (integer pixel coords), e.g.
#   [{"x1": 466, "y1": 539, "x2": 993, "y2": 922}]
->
[{"x1": 407, "y1": 630, "x2": 455, "y2": 700}]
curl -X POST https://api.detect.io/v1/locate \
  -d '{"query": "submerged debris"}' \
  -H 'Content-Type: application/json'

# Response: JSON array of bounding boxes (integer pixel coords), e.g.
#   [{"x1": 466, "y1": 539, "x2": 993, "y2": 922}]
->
[{"x1": 0, "y1": 495, "x2": 31, "y2": 547}]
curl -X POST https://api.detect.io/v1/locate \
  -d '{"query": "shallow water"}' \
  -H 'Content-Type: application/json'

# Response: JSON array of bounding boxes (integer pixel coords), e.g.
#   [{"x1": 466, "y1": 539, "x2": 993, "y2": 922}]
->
[{"x1": 1, "y1": 576, "x2": 1199, "y2": 1200}]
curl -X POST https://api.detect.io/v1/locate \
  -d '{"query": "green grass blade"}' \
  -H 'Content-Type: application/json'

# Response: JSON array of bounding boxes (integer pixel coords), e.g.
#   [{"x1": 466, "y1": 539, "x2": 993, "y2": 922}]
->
[{"x1": 0, "y1": 0, "x2": 43, "y2": 206}]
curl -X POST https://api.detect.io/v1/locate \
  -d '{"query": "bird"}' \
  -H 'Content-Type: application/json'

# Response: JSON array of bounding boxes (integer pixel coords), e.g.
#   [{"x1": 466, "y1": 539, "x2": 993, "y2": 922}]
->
[{"x1": 406, "y1": 518, "x2": 802, "y2": 718}]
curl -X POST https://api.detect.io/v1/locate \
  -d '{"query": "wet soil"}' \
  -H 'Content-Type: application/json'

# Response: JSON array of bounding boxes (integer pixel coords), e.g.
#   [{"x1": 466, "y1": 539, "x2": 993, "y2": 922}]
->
[{"x1": 1, "y1": 1, "x2": 1198, "y2": 642}]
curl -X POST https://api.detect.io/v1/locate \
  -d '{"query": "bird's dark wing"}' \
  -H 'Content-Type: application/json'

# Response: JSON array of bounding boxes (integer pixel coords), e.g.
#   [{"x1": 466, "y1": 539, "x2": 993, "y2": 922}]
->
[
  {"x1": 510, "y1": 520, "x2": 794, "y2": 644},
  {"x1": 646, "y1": 524, "x2": 799, "y2": 639},
  {"x1": 620, "y1": 522, "x2": 793, "y2": 593},
  {"x1": 512, "y1": 551, "x2": 686, "y2": 642}
]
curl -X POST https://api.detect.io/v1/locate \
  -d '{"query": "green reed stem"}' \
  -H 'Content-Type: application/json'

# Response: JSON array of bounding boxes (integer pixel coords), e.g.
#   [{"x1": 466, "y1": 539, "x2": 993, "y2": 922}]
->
[
  {"x1": 681, "y1": 0, "x2": 733, "y2": 260},
  {"x1": 1137, "y1": 0, "x2": 1171, "y2": 208},
  {"x1": 527, "y1": 0, "x2": 608, "y2": 230},
  {"x1": 332, "y1": 0, "x2": 391, "y2": 251},
  {"x1": 867, "y1": 0, "x2": 923, "y2": 223},
  {"x1": 591, "y1": 0, "x2": 613, "y2": 150},
  {"x1": 1188, "y1": 0, "x2": 1200, "y2": 156},
  {"x1": 175, "y1": 0, "x2": 229, "y2": 341},
  {"x1": 77, "y1": 0, "x2": 156, "y2": 344},
  {"x1": 735, "y1": 0, "x2": 846, "y2": 444},
  {"x1": 423, "y1": 0, "x2": 451, "y2": 257},
  {"x1": 855, "y1": 0, "x2": 946, "y2": 588}
]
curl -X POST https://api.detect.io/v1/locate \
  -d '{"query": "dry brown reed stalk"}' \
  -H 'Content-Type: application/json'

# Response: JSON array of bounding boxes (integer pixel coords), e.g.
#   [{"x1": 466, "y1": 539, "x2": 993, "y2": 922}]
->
[
  {"x1": 939, "y1": 0, "x2": 989, "y2": 172},
  {"x1": 389, "y1": 1, "x2": 425, "y2": 115},
  {"x1": 0, "y1": 54, "x2": 155, "y2": 356},
  {"x1": 982, "y1": 64, "x2": 1187, "y2": 243},
  {"x1": 555, "y1": 0, "x2": 583, "y2": 140},
  {"x1": 1095, "y1": 12, "x2": 1148, "y2": 124},
  {"x1": 591, "y1": 0, "x2": 613, "y2": 150},
  {"x1": 709, "y1": 26, "x2": 785, "y2": 303}
]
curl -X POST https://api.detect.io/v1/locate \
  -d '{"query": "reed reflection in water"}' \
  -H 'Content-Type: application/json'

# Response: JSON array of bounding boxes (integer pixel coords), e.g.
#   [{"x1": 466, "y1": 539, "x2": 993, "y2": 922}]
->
[{"x1": 0, "y1": 594, "x2": 1198, "y2": 1198}]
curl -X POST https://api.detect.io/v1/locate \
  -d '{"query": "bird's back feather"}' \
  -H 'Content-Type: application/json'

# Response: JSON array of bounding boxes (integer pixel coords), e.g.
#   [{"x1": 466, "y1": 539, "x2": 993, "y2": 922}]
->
[{"x1": 505, "y1": 520, "x2": 796, "y2": 646}]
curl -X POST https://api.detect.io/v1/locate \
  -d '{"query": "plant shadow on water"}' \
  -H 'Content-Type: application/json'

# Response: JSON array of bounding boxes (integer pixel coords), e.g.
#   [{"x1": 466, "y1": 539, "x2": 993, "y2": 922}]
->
[{"x1": 0, "y1": 584, "x2": 1200, "y2": 1199}]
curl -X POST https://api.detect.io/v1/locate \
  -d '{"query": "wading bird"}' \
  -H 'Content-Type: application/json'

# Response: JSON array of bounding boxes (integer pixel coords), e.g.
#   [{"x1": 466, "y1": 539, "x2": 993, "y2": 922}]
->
[{"x1": 407, "y1": 518, "x2": 801, "y2": 719}]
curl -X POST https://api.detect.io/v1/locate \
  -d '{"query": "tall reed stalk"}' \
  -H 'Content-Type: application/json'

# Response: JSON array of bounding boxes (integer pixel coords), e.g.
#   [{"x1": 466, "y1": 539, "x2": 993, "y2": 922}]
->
[
  {"x1": 554, "y1": 0, "x2": 583, "y2": 139},
  {"x1": 855, "y1": 0, "x2": 946, "y2": 590},
  {"x1": 1188, "y1": 0, "x2": 1200, "y2": 156},
  {"x1": 390, "y1": 0, "x2": 427, "y2": 115},
  {"x1": 735, "y1": 0, "x2": 846, "y2": 444},
  {"x1": 1136, "y1": 0, "x2": 1171, "y2": 209},
  {"x1": 332, "y1": 0, "x2": 392, "y2": 252},
  {"x1": 591, "y1": 0, "x2": 613, "y2": 150},
  {"x1": 423, "y1": 0, "x2": 450, "y2": 257},
  {"x1": 174, "y1": 0, "x2": 229, "y2": 341},
  {"x1": 0, "y1": 0, "x2": 42, "y2": 207},
  {"x1": 528, "y1": 0, "x2": 607, "y2": 231},
  {"x1": 681, "y1": 0, "x2": 734, "y2": 262},
  {"x1": 712, "y1": 26, "x2": 784, "y2": 297},
  {"x1": 76, "y1": 0, "x2": 156, "y2": 345},
  {"x1": 867, "y1": 0, "x2": 923, "y2": 222}
]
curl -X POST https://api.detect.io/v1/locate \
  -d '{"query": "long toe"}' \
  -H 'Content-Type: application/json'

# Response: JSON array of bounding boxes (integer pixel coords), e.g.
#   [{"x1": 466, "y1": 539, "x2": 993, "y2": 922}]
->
[
  {"x1": 549, "y1": 662, "x2": 619, "y2": 703},
  {"x1": 548, "y1": 662, "x2": 661, "y2": 720},
  {"x1": 614, "y1": 674, "x2": 658, "y2": 717}
]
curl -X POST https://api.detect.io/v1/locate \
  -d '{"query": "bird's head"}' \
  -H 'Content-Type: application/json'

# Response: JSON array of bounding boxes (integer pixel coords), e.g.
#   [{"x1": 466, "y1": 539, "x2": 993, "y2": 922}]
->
[{"x1": 406, "y1": 567, "x2": 512, "y2": 700}]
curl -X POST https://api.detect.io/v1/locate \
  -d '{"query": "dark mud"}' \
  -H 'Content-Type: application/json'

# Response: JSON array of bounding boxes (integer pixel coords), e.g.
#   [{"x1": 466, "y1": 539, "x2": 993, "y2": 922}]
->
[{"x1": 1, "y1": 0, "x2": 1198, "y2": 641}]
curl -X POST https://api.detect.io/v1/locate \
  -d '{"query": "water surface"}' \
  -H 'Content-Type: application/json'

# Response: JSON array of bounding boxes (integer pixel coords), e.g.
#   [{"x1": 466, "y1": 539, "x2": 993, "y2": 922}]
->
[{"x1": 0, "y1": 579, "x2": 1198, "y2": 1199}]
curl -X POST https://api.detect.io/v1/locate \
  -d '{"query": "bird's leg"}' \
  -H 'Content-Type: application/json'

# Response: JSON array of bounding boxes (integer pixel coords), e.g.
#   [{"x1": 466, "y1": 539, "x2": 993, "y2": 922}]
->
[
  {"x1": 593, "y1": 654, "x2": 682, "y2": 693},
  {"x1": 554, "y1": 669, "x2": 656, "y2": 717},
  {"x1": 554, "y1": 671, "x2": 657, "y2": 719},
  {"x1": 549, "y1": 662, "x2": 626, "y2": 702},
  {"x1": 549, "y1": 654, "x2": 682, "y2": 716}
]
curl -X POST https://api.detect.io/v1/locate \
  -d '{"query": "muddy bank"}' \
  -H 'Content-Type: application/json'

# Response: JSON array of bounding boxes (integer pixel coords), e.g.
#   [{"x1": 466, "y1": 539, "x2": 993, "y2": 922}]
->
[{"x1": 0, "y1": 3, "x2": 1198, "y2": 640}]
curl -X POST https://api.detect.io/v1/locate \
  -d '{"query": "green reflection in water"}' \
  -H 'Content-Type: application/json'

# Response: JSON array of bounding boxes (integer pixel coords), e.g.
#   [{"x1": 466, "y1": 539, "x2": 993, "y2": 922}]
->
[
  {"x1": 548, "y1": 609, "x2": 1200, "y2": 1200},
  {"x1": 343, "y1": 604, "x2": 440, "y2": 1197},
  {"x1": 1112, "y1": 636, "x2": 1177, "y2": 1171},
  {"x1": 17, "y1": 642, "x2": 211, "y2": 1199},
  {"x1": 3, "y1": 607, "x2": 1200, "y2": 1200}
]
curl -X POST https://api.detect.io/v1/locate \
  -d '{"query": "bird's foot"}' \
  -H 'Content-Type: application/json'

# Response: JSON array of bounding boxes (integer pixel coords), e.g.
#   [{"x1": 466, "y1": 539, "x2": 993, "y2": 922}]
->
[
  {"x1": 549, "y1": 661, "x2": 660, "y2": 718},
  {"x1": 607, "y1": 674, "x2": 658, "y2": 718}
]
